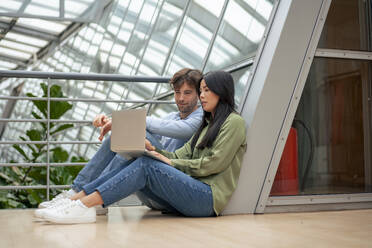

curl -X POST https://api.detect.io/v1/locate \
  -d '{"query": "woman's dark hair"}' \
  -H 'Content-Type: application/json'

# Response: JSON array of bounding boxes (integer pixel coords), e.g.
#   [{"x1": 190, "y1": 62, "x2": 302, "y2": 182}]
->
[
  {"x1": 169, "y1": 68, "x2": 202, "y2": 92},
  {"x1": 191, "y1": 70, "x2": 236, "y2": 150}
]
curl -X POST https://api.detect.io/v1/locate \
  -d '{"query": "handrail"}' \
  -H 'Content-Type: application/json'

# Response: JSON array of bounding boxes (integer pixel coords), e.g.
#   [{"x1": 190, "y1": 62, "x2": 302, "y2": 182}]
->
[
  {"x1": 0, "y1": 96, "x2": 174, "y2": 103},
  {"x1": 0, "y1": 69, "x2": 171, "y2": 82}
]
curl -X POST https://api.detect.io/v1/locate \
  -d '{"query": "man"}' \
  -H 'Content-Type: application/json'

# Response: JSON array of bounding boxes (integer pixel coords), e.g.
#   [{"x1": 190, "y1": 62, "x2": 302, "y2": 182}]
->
[{"x1": 37, "y1": 68, "x2": 203, "y2": 213}]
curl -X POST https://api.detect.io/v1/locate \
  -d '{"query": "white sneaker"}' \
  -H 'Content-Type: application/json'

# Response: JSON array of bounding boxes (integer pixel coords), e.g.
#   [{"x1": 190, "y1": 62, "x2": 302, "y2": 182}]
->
[
  {"x1": 38, "y1": 189, "x2": 77, "y2": 209},
  {"x1": 34, "y1": 198, "x2": 72, "y2": 219},
  {"x1": 43, "y1": 199, "x2": 96, "y2": 224}
]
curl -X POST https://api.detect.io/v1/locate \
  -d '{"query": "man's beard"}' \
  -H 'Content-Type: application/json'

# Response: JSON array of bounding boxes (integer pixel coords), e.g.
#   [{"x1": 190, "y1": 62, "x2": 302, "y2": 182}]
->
[
  {"x1": 180, "y1": 105, "x2": 193, "y2": 114},
  {"x1": 178, "y1": 103, "x2": 195, "y2": 115}
]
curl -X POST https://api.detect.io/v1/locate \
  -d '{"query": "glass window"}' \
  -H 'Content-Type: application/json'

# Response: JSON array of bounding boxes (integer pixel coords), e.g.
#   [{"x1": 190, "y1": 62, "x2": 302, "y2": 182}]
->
[
  {"x1": 0, "y1": 1, "x2": 22, "y2": 13},
  {"x1": 230, "y1": 65, "x2": 253, "y2": 107},
  {"x1": 318, "y1": 0, "x2": 371, "y2": 51},
  {"x1": 165, "y1": 0, "x2": 225, "y2": 73},
  {"x1": 204, "y1": 0, "x2": 274, "y2": 72},
  {"x1": 271, "y1": 58, "x2": 372, "y2": 196},
  {"x1": 24, "y1": 0, "x2": 60, "y2": 17},
  {"x1": 65, "y1": 0, "x2": 93, "y2": 18},
  {"x1": 137, "y1": 1, "x2": 188, "y2": 75}
]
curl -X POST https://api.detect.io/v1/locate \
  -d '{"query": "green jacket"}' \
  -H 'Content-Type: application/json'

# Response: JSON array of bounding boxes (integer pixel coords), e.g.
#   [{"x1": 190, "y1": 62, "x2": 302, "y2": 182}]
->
[{"x1": 156, "y1": 113, "x2": 247, "y2": 215}]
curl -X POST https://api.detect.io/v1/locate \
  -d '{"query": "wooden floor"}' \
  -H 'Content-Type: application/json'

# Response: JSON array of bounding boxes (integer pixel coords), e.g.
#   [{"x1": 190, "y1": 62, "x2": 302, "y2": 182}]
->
[{"x1": 0, "y1": 207, "x2": 371, "y2": 248}]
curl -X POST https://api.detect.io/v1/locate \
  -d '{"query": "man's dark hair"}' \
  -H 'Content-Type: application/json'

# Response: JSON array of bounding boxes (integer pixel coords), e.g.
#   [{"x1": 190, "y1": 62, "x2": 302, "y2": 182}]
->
[{"x1": 169, "y1": 68, "x2": 202, "y2": 91}]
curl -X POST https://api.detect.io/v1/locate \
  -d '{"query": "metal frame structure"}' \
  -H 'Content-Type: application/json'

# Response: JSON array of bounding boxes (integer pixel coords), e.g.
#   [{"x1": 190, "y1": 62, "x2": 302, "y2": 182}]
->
[
  {"x1": 263, "y1": 0, "x2": 372, "y2": 213},
  {"x1": 0, "y1": 0, "x2": 113, "y2": 23},
  {"x1": 224, "y1": 0, "x2": 372, "y2": 214},
  {"x1": 224, "y1": 0, "x2": 337, "y2": 214},
  {"x1": 255, "y1": 0, "x2": 333, "y2": 213},
  {"x1": 315, "y1": 49, "x2": 372, "y2": 60},
  {"x1": 0, "y1": 1, "x2": 115, "y2": 72}
]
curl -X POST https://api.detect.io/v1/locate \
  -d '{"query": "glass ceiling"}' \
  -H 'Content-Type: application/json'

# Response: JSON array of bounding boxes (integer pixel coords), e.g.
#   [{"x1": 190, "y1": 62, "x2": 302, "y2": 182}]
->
[
  {"x1": 0, "y1": 0, "x2": 275, "y2": 162},
  {"x1": 0, "y1": 0, "x2": 102, "y2": 70}
]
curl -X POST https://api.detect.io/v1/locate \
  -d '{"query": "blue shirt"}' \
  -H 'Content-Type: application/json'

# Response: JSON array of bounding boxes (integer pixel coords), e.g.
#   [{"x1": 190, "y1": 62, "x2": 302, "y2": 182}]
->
[{"x1": 146, "y1": 107, "x2": 203, "y2": 152}]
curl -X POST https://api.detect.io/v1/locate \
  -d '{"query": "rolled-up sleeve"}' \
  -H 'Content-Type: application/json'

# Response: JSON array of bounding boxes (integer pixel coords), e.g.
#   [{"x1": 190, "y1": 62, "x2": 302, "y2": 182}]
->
[{"x1": 146, "y1": 108, "x2": 202, "y2": 140}]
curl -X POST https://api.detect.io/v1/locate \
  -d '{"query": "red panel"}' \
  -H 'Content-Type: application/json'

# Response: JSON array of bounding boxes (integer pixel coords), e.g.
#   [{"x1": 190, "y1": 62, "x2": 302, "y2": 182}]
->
[{"x1": 270, "y1": 127, "x2": 299, "y2": 196}]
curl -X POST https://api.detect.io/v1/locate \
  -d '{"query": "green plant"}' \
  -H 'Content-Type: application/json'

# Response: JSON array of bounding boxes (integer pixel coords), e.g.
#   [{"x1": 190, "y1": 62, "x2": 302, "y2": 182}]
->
[{"x1": 0, "y1": 83, "x2": 87, "y2": 208}]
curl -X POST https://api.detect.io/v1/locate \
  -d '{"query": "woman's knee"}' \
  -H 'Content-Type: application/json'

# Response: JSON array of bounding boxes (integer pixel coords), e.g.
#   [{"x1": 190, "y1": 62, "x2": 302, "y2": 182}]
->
[
  {"x1": 133, "y1": 156, "x2": 153, "y2": 172},
  {"x1": 139, "y1": 156, "x2": 156, "y2": 164},
  {"x1": 139, "y1": 157, "x2": 171, "y2": 177}
]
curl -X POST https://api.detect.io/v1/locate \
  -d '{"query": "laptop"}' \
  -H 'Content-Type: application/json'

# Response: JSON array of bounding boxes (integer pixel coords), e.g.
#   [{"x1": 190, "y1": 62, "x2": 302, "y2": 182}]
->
[{"x1": 110, "y1": 108, "x2": 162, "y2": 161}]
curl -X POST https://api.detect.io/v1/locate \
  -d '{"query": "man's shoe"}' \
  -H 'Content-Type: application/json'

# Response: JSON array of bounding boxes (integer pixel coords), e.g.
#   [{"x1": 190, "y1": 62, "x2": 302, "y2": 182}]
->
[
  {"x1": 43, "y1": 199, "x2": 96, "y2": 224},
  {"x1": 38, "y1": 189, "x2": 76, "y2": 209},
  {"x1": 34, "y1": 198, "x2": 72, "y2": 220}
]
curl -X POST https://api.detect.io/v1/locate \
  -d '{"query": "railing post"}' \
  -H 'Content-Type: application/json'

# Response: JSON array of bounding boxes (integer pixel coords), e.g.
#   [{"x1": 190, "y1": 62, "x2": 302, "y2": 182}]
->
[{"x1": 46, "y1": 78, "x2": 51, "y2": 200}]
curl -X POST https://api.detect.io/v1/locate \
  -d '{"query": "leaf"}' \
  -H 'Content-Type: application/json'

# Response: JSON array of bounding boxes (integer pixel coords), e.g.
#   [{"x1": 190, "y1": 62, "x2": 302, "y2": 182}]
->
[
  {"x1": 50, "y1": 101, "x2": 73, "y2": 120},
  {"x1": 0, "y1": 172, "x2": 14, "y2": 183},
  {"x1": 50, "y1": 124, "x2": 74, "y2": 136},
  {"x1": 12, "y1": 144, "x2": 30, "y2": 161},
  {"x1": 7, "y1": 199, "x2": 25, "y2": 208},
  {"x1": 64, "y1": 166, "x2": 83, "y2": 179},
  {"x1": 27, "y1": 93, "x2": 47, "y2": 118},
  {"x1": 51, "y1": 147, "x2": 69, "y2": 163},
  {"x1": 40, "y1": 83, "x2": 48, "y2": 95},
  {"x1": 27, "y1": 167, "x2": 46, "y2": 184},
  {"x1": 49, "y1": 84, "x2": 64, "y2": 98},
  {"x1": 18, "y1": 194, "x2": 27, "y2": 201},
  {"x1": 41, "y1": 83, "x2": 63, "y2": 98},
  {"x1": 26, "y1": 129, "x2": 45, "y2": 150},
  {"x1": 20, "y1": 136, "x2": 37, "y2": 155},
  {"x1": 28, "y1": 84, "x2": 72, "y2": 120},
  {"x1": 0, "y1": 167, "x2": 23, "y2": 185},
  {"x1": 6, "y1": 192, "x2": 18, "y2": 200},
  {"x1": 11, "y1": 166, "x2": 23, "y2": 176},
  {"x1": 31, "y1": 152, "x2": 40, "y2": 160},
  {"x1": 40, "y1": 83, "x2": 73, "y2": 119},
  {"x1": 71, "y1": 156, "x2": 88, "y2": 162},
  {"x1": 32, "y1": 111, "x2": 47, "y2": 130},
  {"x1": 26, "y1": 129, "x2": 42, "y2": 141},
  {"x1": 31, "y1": 111, "x2": 42, "y2": 119},
  {"x1": 26, "y1": 189, "x2": 43, "y2": 205}
]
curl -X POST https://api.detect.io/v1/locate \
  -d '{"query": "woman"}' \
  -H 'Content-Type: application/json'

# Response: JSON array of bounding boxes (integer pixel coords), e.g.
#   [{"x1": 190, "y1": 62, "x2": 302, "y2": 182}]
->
[{"x1": 39, "y1": 70, "x2": 247, "y2": 224}]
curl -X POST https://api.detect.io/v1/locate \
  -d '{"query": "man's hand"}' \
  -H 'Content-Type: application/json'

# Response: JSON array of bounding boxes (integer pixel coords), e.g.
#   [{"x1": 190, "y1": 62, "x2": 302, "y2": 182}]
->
[
  {"x1": 93, "y1": 114, "x2": 109, "y2": 127},
  {"x1": 93, "y1": 114, "x2": 112, "y2": 141},
  {"x1": 148, "y1": 151, "x2": 171, "y2": 165},
  {"x1": 145, "y1": 139, "x2": 155, "y2": 151},
  {"x1": 99, "y1": 120, "x2": 112, "y2": 141}
]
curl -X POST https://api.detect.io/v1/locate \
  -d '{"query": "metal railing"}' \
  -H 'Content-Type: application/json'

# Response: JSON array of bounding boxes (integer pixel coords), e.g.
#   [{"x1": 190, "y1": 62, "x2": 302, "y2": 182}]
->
[{"x1": 0, "y1": 70, "x2": 172, "y2": 199}]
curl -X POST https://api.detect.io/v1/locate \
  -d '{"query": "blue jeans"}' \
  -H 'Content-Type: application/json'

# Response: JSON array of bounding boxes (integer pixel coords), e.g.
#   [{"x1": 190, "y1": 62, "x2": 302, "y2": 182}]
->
[
  {"x1": 72, "y1": 132, "x2": 165, "y2": 209},
  {"x1": 82, "y1": 156, "x2": 215, "y2": 217}
]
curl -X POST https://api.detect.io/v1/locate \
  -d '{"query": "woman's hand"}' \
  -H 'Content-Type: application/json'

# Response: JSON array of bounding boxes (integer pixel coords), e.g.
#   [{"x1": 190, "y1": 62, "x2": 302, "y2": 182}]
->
[
  {"x1": 145, "y1": 139, "x2": 155, "y2": 151},
  {"x1": 148, "y1": 151, "x2": 172, "y2": 165}
]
